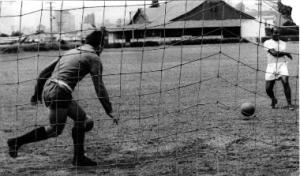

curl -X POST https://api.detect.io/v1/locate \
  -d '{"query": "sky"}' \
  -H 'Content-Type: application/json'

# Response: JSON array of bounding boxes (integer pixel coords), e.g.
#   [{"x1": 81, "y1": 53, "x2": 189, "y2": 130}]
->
[
  {"x1": 0, "y1": 1, "x2": 146, "y2": 33},
  {"x1": 0, "y1": 0, "x2": 299, "y2": 34}
]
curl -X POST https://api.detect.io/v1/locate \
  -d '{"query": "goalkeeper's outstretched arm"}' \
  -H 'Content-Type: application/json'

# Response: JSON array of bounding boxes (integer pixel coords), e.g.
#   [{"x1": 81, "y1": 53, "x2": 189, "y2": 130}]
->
[{"x1": 90, "y1": 58, "x2": 112, "y2": 115}]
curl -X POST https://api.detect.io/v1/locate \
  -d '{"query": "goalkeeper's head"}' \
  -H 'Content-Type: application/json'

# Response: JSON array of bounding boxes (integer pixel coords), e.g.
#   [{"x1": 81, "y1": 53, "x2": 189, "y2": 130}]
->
[{"x1": 85, "y1": 27, "x2": 107, "y2": 49}]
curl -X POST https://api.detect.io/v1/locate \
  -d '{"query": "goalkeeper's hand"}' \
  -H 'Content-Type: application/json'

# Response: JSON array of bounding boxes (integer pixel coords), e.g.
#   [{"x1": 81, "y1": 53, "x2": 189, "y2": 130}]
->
[{"x1": 107, "y1": 112, "x2": 119, "y2": 125}]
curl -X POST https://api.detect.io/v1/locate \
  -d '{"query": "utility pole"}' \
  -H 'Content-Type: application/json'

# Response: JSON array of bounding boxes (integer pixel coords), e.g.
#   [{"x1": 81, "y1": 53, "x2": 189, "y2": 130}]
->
[
  {"x1": 0, "y1": 1, "x2": 2, "y2": 17},
  {"x1": 49, "y1": 2, "x2": 53, "y2": 46},
  {"x1": 130, "y1": 11, "x2": 134, "y2": 42}
]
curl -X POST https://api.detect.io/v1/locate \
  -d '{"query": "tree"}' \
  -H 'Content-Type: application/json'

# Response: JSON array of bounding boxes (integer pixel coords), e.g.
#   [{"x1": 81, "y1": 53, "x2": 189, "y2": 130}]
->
[
  {"x1": 277, "y1": 0, "x2": 296, "y2": 26},
  {"x1": 150, "y1": 0, "x2": 159, "y2": 8},
  {"x1": 35, "y1": 30, "x2": 45, "y2": 34},
  {"x1": 235, "y1": 2, "x2": 245, "y2": 12},
  {"x1": 0, "y1": 33, "x2": 9, "y2": 37},
  {"x1": 36, "y1": 24, "x2": 46, "y2": 34},
  {"x1": 11, "y1": 31, "x2": 23, "y2": 37},
  {"x1": 116, "y1": 18, "x2": 122, "y2": 27}
]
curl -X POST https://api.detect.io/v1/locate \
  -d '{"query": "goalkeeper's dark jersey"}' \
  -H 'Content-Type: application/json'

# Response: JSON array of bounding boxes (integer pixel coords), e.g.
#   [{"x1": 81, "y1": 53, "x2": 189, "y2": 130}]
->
[{"x1": 50, "y1": 44, "x2": 102, "y2": 90}]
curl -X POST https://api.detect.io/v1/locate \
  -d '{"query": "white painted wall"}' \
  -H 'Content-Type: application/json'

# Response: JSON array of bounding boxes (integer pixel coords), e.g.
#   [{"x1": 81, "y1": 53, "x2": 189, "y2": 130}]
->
[
  {"x1": 108, "y1": 33, "x2": 118, "y2": 44},
  {"x1": 241, "y1": 20, "x2": 266, "y2": 38}
]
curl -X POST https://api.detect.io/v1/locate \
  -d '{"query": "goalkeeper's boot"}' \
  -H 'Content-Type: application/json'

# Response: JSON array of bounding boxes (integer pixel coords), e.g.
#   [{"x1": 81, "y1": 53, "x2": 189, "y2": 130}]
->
[
  {"x1": 7, "y1": 138, "x2": 20, "y2": 158},
  {"x1": 72, "y1": 155, "x2": 97, "y2": 166},
  {"x1": 72, "y1": 127, "x2": 97, "y2": 166},
  {"x1": 7, "y1": 127, "x2": 48, "y2": 158}
]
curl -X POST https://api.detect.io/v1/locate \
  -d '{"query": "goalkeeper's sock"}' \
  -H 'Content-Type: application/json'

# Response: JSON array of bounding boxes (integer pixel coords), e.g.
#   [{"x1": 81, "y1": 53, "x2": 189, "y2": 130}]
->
[
  {"x1": 271, "y1": 98, "x2": 278, "y2": 108},
  {"x1": 7, "y1": 127, "x2": 48, "y2": 158},
  {"x1": 72, "y1": 127, "x2": 97, "y2": 166}
]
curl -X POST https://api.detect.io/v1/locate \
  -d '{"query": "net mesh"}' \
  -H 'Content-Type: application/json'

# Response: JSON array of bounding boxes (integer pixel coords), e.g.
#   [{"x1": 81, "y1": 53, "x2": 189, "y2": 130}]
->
[{"x1": 0, "y1": 0, "x2": 298, "y2": 175}]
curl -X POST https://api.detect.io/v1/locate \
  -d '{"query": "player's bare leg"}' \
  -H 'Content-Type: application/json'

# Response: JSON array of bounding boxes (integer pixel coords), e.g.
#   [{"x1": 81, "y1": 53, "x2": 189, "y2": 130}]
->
[
  {"x1": 7, "y1": 108, "x2": 68, "y2": 158},
  {"x1": 67, "y1": 101, "x2": 97, "y2": 166},
  {"x1": 266, "y1": 80, "x2": 277, "y2": 108}
]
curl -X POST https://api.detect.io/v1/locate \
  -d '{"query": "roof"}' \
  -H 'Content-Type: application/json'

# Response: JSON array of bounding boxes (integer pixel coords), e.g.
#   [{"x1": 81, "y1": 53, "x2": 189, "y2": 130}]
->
[
  {"x1": 130, "y1": 0, "x2": 205, "y2": 24},
  {"x1": 172, "y1": 0, "x2": 255, "y2": 21},
  {"x1": 112, "y1": 0, "x2": 255, "y2": 32}
]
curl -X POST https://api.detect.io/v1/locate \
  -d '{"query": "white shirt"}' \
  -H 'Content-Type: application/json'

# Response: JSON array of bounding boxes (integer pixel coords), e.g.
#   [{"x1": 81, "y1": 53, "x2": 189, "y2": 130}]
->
[{"x1": 263, "y1": 39, "x2": 287, "y2": 64}]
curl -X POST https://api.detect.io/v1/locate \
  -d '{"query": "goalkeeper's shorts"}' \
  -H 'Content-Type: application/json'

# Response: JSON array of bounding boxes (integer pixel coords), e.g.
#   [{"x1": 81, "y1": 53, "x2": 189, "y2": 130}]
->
[
  {"x1": 265, "y1": 62, "x2": 289, "y2": 81},
  {"x1": 43, "y1": 80, "x2": 72, "y2": 109}
]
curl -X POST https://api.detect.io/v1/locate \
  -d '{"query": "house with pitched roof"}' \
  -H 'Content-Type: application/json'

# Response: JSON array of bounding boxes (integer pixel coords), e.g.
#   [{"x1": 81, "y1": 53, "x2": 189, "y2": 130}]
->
[{"x1": 108, "y1": 0, "x2": 265, "y2": 44}]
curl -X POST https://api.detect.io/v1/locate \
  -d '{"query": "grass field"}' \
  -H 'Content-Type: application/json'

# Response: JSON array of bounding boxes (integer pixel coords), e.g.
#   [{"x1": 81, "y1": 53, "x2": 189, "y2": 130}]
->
[{"x1": 0, "y1": 42, "x2": 299, "y2": 176}]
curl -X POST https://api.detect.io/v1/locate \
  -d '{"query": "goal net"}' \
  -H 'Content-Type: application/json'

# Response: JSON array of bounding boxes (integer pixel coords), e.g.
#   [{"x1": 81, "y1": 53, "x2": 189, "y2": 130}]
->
[{"x1": 0, "y1": 0, "x2": 298, "y2": 175}]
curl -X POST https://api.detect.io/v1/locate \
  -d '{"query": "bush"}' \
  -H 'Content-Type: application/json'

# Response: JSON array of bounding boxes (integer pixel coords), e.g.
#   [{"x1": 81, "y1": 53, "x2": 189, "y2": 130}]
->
[
  {"x1": 22, "y1": 43, "x2": 49, "y2": 51},
  {"x1": 130, "y1": 41, "x2": 160, "y2": 47},
  {"x1": 0, "y1": 45, "x2": 21, "y2": 53},
  {"x1": 145, "y1": 41, "x2": 160, "y2": 46},
  {"x1": 0, "y1": 33, "x2": 9, "y2": 37},
  {"x1": 107, "y1": 43, "x2": 122, "y2": 48},
  {"x1": 47, "y1": 42, "x2": 79, "y2": 50},
  {"x1": 0, "y1": 41, "x2": 81, "y2": 53},
  {"x1": 0, "y1": 38, "x2": 254, "y2": 54},
  {"x1": 261, "y1": 35, "x2": 298, "y2": 43},
  {"x1": 130, "y1": 42, "x2": 144, "y2": 47},
  {"x1": 166, "y1": 38, "x2": 247, "y2": 45},
  {"x1": 11, "y1": 31, "x2": 23, "y2": 37}
]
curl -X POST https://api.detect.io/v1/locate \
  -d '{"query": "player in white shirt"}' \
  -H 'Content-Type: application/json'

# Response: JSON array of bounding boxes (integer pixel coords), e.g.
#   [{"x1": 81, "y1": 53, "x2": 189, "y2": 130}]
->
[{"x1": 263, "y1": 27, "x2": 293, "y2": 109}]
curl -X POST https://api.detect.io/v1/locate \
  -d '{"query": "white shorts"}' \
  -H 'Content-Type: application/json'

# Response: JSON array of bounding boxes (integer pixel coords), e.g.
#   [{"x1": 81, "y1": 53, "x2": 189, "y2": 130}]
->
[{"x1": 265, "y1": 62, "x2": 289, "y2": 81}]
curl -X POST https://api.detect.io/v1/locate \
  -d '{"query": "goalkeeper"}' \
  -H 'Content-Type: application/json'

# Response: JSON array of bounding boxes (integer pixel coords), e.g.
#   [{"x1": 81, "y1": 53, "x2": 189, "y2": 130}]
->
[{"x1": 7, "y1": 28, "x2": 118, "y2": 166}]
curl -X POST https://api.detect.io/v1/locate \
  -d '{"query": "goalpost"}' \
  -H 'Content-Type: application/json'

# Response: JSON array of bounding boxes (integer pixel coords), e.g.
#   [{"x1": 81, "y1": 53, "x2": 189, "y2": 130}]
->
[{"x1": 0, "y1": 0, "x2": 298, "y2": 175}]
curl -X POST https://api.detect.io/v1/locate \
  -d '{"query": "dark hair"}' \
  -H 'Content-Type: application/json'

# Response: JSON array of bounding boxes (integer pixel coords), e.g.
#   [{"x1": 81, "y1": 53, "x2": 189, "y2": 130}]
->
[{"x1": 85, "y1": 30, "x2": 105, "y2": 48}]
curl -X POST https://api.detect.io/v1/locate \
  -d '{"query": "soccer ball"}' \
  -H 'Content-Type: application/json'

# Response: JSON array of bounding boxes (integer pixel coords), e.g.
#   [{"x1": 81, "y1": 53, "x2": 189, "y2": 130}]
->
[{"x1": 241, "y1": 102, "x2": 255, "y2": 116}]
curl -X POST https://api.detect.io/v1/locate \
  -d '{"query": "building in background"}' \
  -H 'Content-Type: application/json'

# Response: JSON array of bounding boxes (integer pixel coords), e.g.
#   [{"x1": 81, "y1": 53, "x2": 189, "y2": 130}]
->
[{"x1": 109, "y1": 0, "x2": 257, "y2": 44}]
